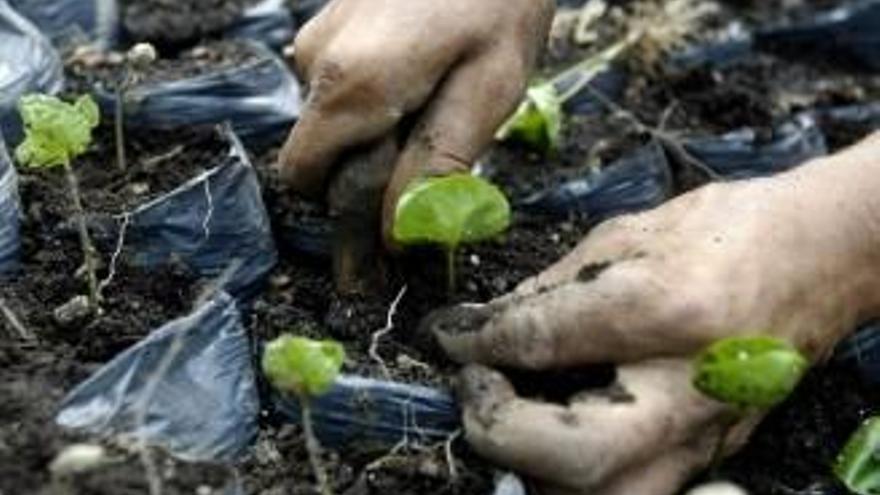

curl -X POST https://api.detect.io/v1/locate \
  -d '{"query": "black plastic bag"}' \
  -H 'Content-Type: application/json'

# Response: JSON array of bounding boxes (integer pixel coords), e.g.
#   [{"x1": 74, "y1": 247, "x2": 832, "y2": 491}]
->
[
  {"x1": 0, "y1": 0, "x2": 64, "y2": 145},
  {"x1": 91, "y1": 41, "x2": 301, "y2": 146},
  {"x1": 7, "y1": 0, "x2": 118, "y2": 49},
  {"x1": 682, "y1": 115, "x2": 828, "y2": 179},
  {"x1": 517, "y1": 141, "x2": 673, "y2": 220},
  {"x1": 56, "y1": 291, "x2": 260, "y2": 463},
  {"x1": 270, "y1": 375, "x2": 459, "y2": 449},
  {"x1": 289, "y1": 0, "x2": 326, "y2": 25},
  {"x1": 227, "y1": 0, "x2": 295, "y2": 51},
  {"x1": 754, "y1": 1, "x2": 880, "y2": 73},
  {"x1": 0, "y1": 130, "x2": 20, "y2": 274},
  {"x1": 120, "y1": 125, "x2": 277, "y2": 299},
  {"x1": 834, "y1": 321, "x2": 880, "y2": 386}
]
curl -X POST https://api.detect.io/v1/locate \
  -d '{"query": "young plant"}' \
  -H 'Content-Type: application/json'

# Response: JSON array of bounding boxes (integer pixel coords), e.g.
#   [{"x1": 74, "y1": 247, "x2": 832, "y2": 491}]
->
[
  {"x1": 692, "y1": 336, "x2": 808, "y2": 469},
  {"x1": 834, "y1": 416, "x2": 880, "y2": 495},
  {"x1": 262, "y1": 335, "x2": 345, "y2": 495},
  {"x1": 114, "y1": 43, "x2": 157, "y2": 172},
  {"x1": 15, "y1": 94, "x2": 101, "y2": 312},
  {"x1": 392, "y1": 174, "x2": 511, "y2": 294}
]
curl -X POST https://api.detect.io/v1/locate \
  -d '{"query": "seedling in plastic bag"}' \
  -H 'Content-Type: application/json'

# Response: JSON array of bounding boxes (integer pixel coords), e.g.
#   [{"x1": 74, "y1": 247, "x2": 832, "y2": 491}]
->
[
  {"x1": 15, "y1": 93, "x2": 101, "y2": 312},
  {"x1": 834, "y1": 416, "x2": 880, "y2": 495},
  {"x1": 115, "y1": 43, "x2": 157, "y2": 172},
  {"x1": 263, "y1": 335, "x2": 345, "y2": 495},
  {"x1": 392, "y1": 174, "x2": 511, "y2": 294},
  {"x1": 692, "y1": 335, "x2": 808, "y2": 469}
]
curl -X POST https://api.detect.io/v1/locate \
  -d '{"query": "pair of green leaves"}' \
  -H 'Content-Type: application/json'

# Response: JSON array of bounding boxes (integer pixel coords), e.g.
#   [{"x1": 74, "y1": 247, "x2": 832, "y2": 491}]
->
[
  {"x1": 835, "y1": 416, "x2": 880, "y2": 494},
  {"x1": 262, "y1": 335, "x2": 345, "y2": 398},
  {"x1": 15, "y1": 94, "x2": 100, "y2": 169},
  {"x1": 692, "y1": 336, "x2": 808, "y2": 409}
]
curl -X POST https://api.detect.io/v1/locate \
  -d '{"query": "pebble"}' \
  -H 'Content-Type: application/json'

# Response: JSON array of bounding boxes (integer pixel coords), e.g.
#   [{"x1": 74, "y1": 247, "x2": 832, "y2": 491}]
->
[
  {"x1": 49, "y1": 444, "x2": 109, "y2": 476},
  {"x1": 684, "y1": 481, "x2": 749, "y2": 495},
  {"x1": 270, "y1": 274, "x2": 292, "y2": 289},
  {"x1": 53, "y1": 295, "x2": 92, "y2": 327}
]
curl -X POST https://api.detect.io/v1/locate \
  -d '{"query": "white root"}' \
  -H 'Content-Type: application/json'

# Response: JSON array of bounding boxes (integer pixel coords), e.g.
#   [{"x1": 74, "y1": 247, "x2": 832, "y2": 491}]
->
[{"x1": 368, "y1": 286, "x2": 408, "y2": 380}]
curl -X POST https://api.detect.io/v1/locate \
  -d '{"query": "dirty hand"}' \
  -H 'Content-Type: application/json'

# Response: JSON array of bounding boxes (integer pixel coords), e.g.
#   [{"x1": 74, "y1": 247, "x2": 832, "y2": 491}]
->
[
  {"x1": 278, "y1": 0, "x2": 555, "y2": 239},
  {"x1": 426, "y1": 134, "x2": 880, "y2": 495}
]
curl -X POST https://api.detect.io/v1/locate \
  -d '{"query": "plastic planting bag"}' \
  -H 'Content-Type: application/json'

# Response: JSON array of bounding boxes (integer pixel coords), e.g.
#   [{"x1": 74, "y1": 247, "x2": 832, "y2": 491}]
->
[
  {"x1": 683, "y1": 115, "x2": 828, "y2": 179},
  {"x1": 0, "y1": 0, "x2": 64, "y2": 144},
  {"x1": 7, "y1": 0, "x2": 118, "y2": 49},
  {"x1": 57, "y1": 292, "x2": 260, "y2": 462},
  {"x1": 227, "y1": 0, "x2": 295, "y2": 51},
  {"x1": 91, "y1": 42, "x2": 301, "y2": 146},
  {"x1": 0, "y1": 130, "x2": 20, "y2": 274},
  {"x1": 270, "y1": 375, "x2": 460, "y2": 448},
  {"x1": 518, "y1": 141, "x2": 673, "y2": 220},
  {"x1": 120, "y1": 125, "x2": 277, "y2": 299}
]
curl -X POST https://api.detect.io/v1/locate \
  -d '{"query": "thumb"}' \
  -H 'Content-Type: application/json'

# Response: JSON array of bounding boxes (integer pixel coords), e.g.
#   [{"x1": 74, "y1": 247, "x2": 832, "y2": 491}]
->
[{"x1": 381, "y1": 45, "x2": 530, "y2": 244}]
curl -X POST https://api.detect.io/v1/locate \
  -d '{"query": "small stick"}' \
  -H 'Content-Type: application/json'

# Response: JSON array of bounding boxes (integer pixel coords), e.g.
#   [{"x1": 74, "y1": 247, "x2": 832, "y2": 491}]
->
[{"x1": 0, "y1": 297, "x2": 33, "y2": 340}]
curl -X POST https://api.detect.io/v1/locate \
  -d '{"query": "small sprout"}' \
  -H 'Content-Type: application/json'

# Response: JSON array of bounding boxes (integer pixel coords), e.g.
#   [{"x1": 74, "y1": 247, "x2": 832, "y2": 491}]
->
[
  {"x1": 496, "y1": 84, "x2": 563, "y2": 152},
  {"x1": 692, "y1": 335, "x2": 808, "y2": 473},
  {"x1": 262, "y1": 335, "x2": 345, "y2": 495},
  {"x1": 693, "y1": 336, "x2": 808, "y2": 409},
  {"x1": 115, "y1": 42, "x2": 157, "y2": 172},
  {"x1": 834, "y1": 416, "x2": 880, "y2": 495},
  {"x1": 392, "y1": 174, "x2": 511, "y2": 293},
  {"x1": 16, "y1": 94, "x2": 101, "y2": 313}
]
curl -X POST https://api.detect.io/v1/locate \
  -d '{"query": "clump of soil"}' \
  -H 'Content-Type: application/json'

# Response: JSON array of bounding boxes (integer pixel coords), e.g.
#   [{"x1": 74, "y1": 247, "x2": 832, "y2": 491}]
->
[{"x1": 121, "y1": 0, "x2": 254, "y2": 47}]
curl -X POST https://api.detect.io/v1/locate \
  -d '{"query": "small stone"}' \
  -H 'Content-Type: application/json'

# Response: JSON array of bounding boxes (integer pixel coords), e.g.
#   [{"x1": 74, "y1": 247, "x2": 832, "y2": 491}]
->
[
  {"x1": 196, "y1": 485, "x2": 213, "y2": 495},
  {"x1": 270, "y1": 274, "x2": 292, "y2": 289},
  {"x1": 50, "y1": 444, "x2": 109, "y2": 476},
  {"x1": 469, "y1": 254, "x2": 481, "y2": 267},
  {"x1": 685, "y1": 481, "x2": 749, "y2": 495},
  {"x1": 127, "y1": 42, "x2": 157, "y2": 68},
  {"x1": 53, "y1": 295, "x2": 92, "y2": 327},
  {"x1": 129, "y1": 182, "x2": 150, "y2": 196},
  {"x1": 550, "y1": 232, "x2": 561, "y2": 244}
]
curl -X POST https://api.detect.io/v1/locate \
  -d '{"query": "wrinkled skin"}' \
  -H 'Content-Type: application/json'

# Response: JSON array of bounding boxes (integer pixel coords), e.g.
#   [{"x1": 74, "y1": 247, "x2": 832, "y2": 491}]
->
[
  {"x1": 427, "y1": 134, "x2": 880, "y2": 494},
  {"x1": 278, "y1": 0, "x2": 555, "y2": 241},
  {"x1": 278, "y1": 1, "x2": 880, "y2": 493}
]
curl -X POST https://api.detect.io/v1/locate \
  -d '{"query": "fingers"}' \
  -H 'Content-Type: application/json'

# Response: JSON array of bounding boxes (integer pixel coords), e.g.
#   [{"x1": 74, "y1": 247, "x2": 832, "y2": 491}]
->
[
  {"x1": 380, "y1": 45, "x2": 531, "y2": 243},
  {"x1": 430, "y1": 259, "x2": 714, "y2": 369},
  {"x1": 459, "y1": 361, "x2": 728, "y2": 493}
]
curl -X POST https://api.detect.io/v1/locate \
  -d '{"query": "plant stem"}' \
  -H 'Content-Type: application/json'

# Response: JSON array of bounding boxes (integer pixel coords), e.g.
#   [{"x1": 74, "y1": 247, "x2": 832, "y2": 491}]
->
[
  {"x1": 445, "y1": 248, "x2": 457, "y2": 297},
  {"x1": 708, "y1": 412, "x2": 741, "y2": 476},
  {"x1": 300, "y1": 398, "x2": 333, "y2": 495},
  {"x1": 64, "y1": 161, "x2": 99, "y2": 312},
  {"x1": 114, "y1": 86, "x2": 126, "y2": 172}
]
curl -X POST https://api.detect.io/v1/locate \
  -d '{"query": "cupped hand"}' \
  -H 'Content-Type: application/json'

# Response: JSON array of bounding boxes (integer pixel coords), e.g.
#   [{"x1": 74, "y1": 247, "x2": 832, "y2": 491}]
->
[
  {"x1": 425, "y1": 134, "x2": 880, "y2": 495},
  {"x1": 278, "y1": 0, "x2": 555, "y2": 241}
]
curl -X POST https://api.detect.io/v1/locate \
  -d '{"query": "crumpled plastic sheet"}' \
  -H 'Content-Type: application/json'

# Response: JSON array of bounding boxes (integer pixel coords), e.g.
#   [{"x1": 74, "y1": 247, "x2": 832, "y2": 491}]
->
[
  {"x1": 834, "y1": 321, "x2": 880, "y2": 386},
  {"x1": 682, "y1": 115, "x2": 828, "y2": 179},
  {"x1": 56, "y1": 291, "x2": 261, "y2": 463},
  {"x1": 813, "y1": 102, "x2": 880, "y2": 130},
  {"x1": 0, "y1": 0, "x2": 64, "y2": 145},
  {"x1": 91, "y1": 41, "x2": 300, "y2": 146},
  {"x1": 270, "y1": 374, "x2": 460, "y2": 449},
  {"x1": 556, "y1": 66, "x2": 628, "y2": 116},
  {"x1": 754, "y1": 0, "x2": 880, "y2": 72},
  {"x1": 517, "y1": 141, "x2": 673, "y2": 220},
  {"x1": 227, "y1": 0, "x2": 295, "y2": 51},
  {"x1": 0, "y1": 130, "x2": 20, "y2": 274},
  {"x1": 7, "y1": 0, "x2": 118, "y2": 49},
  {"x1": 122, "y1": 125, "x2": 277, "y2": 299}
]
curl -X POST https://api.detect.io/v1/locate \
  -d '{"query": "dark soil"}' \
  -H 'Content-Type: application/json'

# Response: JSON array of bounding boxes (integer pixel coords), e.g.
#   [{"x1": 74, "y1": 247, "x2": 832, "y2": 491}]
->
[
  {"x1": 4, "y1": 1, "x2": 880, "y2": 495},
  {"x1": 121, "y1": 0, "x2": 255, "y2": 47}
]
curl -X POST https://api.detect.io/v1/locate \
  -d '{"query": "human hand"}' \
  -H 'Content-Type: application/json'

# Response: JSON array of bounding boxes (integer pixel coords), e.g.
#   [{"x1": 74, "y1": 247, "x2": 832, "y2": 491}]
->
[
  {"x1": 277, "y1": 0, "x2": 555, "y2": 242},
  {"x1": 425, "y1": 133, "x2": 880, "y2": 495}
]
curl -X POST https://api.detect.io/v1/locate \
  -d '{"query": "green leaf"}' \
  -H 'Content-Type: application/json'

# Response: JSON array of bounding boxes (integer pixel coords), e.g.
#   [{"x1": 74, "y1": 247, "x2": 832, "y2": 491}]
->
[
  {"x1": 262, "y1": 335, "x2": 345, "y2": 398},
  {"x1": 392, "y1": 174, "x2": 511, "y2": 251},
  {"x1": 692, "y1": 336, "x2": 808, "y2": 409},
  {"x1": 14, "y1": 93, "x2": 100, "y2": 169},
  {"x1": 495, "y1": 83, "x2": 563, "y2": 152},
  {"x1": 835, "y1": 417, "x2": 880, "y2": 495}
]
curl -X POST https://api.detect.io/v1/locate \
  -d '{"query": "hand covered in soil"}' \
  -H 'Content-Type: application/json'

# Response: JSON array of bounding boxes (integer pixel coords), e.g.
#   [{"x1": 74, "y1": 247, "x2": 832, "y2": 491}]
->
[
  {"x1": 277, "y1": 0, "x2": 555, "y2": 241},
  {"x1": 425, "y1": 133, "x2": 880, "y2": 495}
]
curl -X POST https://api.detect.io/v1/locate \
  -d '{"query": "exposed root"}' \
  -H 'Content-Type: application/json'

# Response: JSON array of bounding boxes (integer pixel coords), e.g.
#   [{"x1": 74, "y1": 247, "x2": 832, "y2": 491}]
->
[
  {"x1": 98, "y1": 213, "x2": 131, "y2": 298},
  {"x1": 368, "y1": 286, "x2": 408, "y2": 380}
]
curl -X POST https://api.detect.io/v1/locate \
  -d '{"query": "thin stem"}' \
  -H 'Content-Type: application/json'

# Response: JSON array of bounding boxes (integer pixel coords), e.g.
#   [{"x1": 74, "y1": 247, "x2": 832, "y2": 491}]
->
[
  {"x1": 64, "y1": 161, "x2": 99, "y2": 312},
  {"x1": 115, "y1": 68, "x2": 133, "y2": 172},
  {"x1": 445, "y1": 248, "x2": 457, "y2": 297},
  {"x1": 552, "y1": 39, "x2": 631, "y2": 104},
  {"x1": 300, "y1": 398, "x2": 333, "y2": 495},
  {"x1": 708, "y1": 412, "x2": 741, "y2": 476}
]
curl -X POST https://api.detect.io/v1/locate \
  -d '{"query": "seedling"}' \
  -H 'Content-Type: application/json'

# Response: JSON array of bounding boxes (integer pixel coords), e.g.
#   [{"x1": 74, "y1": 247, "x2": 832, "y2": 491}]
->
[
  {"x1": 692, "y1": 335, "x2": 808, "y2": 469},
  {"x1": 392, "y1": 174, "x2": 511, "y2": 294},
  {"x1": 15, "y1": 94, "x2": 101, "y2": 312},
  {"x1": 114, "y1": 43, "x2": 157, "y2": 172},
  {"x1": 263, "y1": 335, "x2": 345, "y2": 495},
  {"x1": 834, "y1": 416, "x2": 880, "y2": 495}
]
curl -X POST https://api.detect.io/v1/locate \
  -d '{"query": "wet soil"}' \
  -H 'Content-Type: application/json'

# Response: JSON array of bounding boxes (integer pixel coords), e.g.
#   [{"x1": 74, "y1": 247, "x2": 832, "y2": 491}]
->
[{"x1": 121, "y1": 0, "x2": 255, "y2": 47}]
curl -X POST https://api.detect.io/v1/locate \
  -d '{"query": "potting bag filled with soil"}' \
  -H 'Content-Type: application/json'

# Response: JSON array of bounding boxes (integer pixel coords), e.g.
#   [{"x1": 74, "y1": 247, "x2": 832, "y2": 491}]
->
[
  {"x1": 124, "y1": 125, "x2": 277, "y2": 299},
  {"x1": 88, "y1": 41, "x2": 301, "y2": 146},
  {"x1": 7, "y1": 0, "x2": 118, "y2": 49},
  {"x1": 0, "y1": 130, "x2": 19, "y2": 274},
  {"x1": 0, "y1": 0, "x2": 64, "y2": 144},
  {"x1": 57, "y1": 291, "x2": 261, "y2": 462}
]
